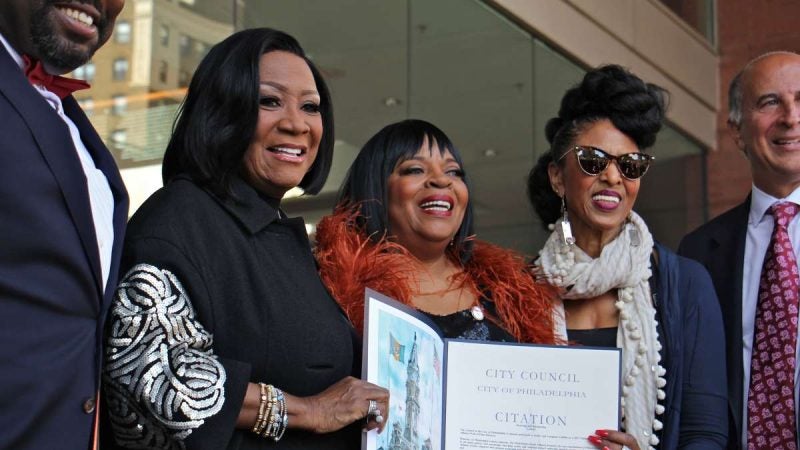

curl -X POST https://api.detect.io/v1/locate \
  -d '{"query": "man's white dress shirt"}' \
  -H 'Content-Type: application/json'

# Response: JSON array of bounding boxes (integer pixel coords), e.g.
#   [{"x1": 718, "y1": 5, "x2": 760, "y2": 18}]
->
[
  {"x1": 0, "y1": 33, "x2": 114, "y2": 289},
  {"x1": 742, "y1": 184, "x2": 800, "y2": 445}
]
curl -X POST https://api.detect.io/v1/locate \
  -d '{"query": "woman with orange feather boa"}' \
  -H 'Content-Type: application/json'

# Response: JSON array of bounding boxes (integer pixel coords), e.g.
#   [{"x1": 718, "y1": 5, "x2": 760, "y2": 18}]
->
[{"x1": 315, "y1": 119, "x2": 556, "y2": 344}]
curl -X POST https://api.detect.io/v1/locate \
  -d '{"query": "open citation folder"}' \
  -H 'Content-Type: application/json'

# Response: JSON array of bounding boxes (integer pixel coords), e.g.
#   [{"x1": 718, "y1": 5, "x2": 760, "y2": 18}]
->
[{"x1": 361, "y1": 288, "x2": 621, "y2": 450}]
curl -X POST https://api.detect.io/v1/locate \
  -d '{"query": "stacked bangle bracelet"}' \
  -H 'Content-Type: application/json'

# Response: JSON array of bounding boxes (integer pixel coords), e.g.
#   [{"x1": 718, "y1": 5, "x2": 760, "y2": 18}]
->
[{"x1": 252, "y1": 383, "x2": 288, "y2": 441}]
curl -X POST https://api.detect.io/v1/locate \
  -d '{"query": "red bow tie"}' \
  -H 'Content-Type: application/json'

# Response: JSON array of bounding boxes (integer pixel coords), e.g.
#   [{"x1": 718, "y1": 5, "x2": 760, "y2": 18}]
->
[{"x1": 23, "y1": 55, "x2": 90, "y2": 99}]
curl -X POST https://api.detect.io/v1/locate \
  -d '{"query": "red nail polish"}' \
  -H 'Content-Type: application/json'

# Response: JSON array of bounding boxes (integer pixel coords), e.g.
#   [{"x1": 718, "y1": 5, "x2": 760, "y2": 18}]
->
[
  {"x1": 587, "y1": 435, "x2": 602, "y2": 445},
  {"x1": 595, "y1": 429, "x2": 609, "y2": 437},
  {"x1": 603, "y1": 447, "x2": 611, "y2": 450}
]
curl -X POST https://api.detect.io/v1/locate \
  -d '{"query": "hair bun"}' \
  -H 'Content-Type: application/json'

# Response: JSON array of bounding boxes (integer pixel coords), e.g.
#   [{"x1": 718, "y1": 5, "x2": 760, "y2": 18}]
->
[
  {"x1": 554, "y1": 65, "x2": 668, "y2": 149},
  {"x1": 544, "y1": 117, "x2": 565, "y2": 144}
]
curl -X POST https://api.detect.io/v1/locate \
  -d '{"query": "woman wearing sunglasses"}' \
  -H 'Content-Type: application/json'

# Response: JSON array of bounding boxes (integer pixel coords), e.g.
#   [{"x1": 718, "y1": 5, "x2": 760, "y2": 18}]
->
[{"x1": 528, "y1": 65, "x2": 727, "y2": 450}]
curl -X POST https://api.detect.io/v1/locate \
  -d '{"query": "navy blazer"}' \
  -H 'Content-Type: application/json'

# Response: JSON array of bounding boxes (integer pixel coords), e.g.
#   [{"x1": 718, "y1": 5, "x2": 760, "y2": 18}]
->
[
  {"x1": 654, "y1": 243, "x2": 728, "y2": 449},
  {"x1": 0, "y1": 44, "x2": 128, "y2": 449},
  {"x1": 678, "y1": 200, "x2": 750, "y2": 450}
]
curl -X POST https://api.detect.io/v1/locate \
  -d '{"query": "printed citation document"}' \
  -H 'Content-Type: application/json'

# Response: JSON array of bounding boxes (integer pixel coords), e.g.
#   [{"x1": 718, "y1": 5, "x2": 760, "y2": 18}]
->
[{"x1": 362, "y1": 289, "x2": 621, "y2": 450}]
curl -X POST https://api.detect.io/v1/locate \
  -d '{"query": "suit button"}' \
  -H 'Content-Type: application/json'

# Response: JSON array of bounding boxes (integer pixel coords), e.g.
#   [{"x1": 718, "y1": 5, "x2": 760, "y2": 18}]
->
[{"x1": 83, "y1": 397, "x2": 96, "y2": 414}]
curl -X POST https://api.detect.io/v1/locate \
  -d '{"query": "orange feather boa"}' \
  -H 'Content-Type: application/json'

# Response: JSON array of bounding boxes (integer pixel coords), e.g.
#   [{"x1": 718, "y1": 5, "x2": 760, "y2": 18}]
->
[{"x1": 314, "y1": 209, "x2": 557, "y2": 344}]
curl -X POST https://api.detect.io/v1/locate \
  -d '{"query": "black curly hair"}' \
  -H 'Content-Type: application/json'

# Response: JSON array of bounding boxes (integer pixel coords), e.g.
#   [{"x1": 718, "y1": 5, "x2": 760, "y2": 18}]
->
[{"x1": 526, "y1": 64, "x2": 668, "y2": 229}]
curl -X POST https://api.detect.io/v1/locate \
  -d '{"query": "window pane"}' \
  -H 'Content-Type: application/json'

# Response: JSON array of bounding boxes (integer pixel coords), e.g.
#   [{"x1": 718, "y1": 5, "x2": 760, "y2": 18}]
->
[
  {"x1": 72, "y1": 62, "x2": 95, "y2": 82},
  {"x1": 110, "y1": 129, "x2": 127, "y2": 152},
  {"x1": 79, "y1": 97, "x2": 94, "y2": 116},
  {"x1": 115, "y1": 21, "x2": 131, "y2": 44},
  {"x1": 112, "y1": 94, "x2": 127, "y2": 115},
  {"x1": 159, "y1": 24, "x2": 169, "y2": 47},
  {"x1": 112, "y1": 58, "x2": 128, "y2": 81},
  {"x1": 658, "y1": 0, "x2": 716, "y2": 44}
]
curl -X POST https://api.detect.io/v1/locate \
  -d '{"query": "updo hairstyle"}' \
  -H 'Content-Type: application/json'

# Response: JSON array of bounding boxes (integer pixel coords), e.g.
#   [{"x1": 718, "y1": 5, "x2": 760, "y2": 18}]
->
[{"x1": 526, "y1": 65, "x2": 668, "y2": 229}]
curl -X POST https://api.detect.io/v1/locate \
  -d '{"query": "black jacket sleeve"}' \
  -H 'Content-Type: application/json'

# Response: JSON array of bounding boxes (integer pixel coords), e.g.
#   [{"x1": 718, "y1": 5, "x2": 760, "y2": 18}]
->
[{"x1": 104, "y1": 237, "x2": 251, "y2": 450}]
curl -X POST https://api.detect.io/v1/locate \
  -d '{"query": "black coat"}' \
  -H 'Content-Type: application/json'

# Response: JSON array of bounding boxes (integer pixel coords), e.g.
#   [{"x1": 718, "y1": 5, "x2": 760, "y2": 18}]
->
[
  {"x1": 652, "y1": 243, "x2": 728, "y2": 449},
  {"x1": 104, "y1": 176, "x2": 360, "y2": 449}
]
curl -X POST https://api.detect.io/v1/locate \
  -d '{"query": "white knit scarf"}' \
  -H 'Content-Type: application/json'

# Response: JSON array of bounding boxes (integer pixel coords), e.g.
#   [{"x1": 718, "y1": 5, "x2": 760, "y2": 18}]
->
[{"x1": 536, "y1": 211, "x2": 665, "y2": 449}]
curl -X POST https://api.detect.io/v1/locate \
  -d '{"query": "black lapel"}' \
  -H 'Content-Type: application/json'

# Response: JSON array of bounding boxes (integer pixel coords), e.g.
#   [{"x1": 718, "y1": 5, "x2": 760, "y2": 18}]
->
[
  {"x1": 0, "y1": 45, "x2": 104, "y2": 298},
  {"x1": 707, "y1": 198, "x2": 749, "y2": 439}
]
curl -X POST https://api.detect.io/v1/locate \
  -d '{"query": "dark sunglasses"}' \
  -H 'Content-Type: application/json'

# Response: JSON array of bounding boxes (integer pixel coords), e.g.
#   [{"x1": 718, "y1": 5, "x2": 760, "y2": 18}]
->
[{"x1": 558, "y1": 146, "x2": 654, "y2": 180}]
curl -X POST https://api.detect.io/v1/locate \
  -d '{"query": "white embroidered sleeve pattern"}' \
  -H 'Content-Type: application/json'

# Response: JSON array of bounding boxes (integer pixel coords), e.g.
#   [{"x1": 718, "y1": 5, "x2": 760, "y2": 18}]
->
[{"x1": 104, "y1": 263, "x2": 226, "y2": 449}]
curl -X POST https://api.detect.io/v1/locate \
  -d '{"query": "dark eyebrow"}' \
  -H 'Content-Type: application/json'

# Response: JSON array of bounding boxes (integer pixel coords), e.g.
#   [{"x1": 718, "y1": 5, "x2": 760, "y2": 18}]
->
[{"x1": 260, "y1": 81, "x2": 319, "y2": 97}]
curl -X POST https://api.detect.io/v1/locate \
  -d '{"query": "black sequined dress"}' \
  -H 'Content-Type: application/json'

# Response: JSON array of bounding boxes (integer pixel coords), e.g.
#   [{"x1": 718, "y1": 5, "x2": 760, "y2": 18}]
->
[{"x1": 420, "y1": 298, "x2": 516, "y2": 342}]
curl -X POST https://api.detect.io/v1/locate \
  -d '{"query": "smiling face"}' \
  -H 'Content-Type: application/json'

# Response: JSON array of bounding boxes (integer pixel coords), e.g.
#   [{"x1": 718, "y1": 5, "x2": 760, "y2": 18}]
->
[
  {"x1": 242, "y1": 50, "x2": 322, "y2": 199},
  {"x1": 732, "y1": 53, "x2": 800, "y2": 198},
  {"x1": 0, "y1": 0, "x2": 124, "y2": 73},
  {"x1": 548, "y1": 119, "x2": 641, "y2": 248},
  {"x1": 387, "y1": 140, "x2": 469, "y2": 258}
]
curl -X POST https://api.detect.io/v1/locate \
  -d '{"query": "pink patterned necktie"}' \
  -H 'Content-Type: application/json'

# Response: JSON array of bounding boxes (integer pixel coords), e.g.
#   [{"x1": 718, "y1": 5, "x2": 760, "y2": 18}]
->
[{"x1": 748, "y1": 201, "x2": 799, "y2": 449}]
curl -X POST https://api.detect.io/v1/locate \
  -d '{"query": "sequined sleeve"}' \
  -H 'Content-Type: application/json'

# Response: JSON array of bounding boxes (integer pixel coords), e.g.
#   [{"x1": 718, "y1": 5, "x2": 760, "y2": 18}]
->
[{"x1": 104, "y1": 263, "x2": 227, "y2": 449}]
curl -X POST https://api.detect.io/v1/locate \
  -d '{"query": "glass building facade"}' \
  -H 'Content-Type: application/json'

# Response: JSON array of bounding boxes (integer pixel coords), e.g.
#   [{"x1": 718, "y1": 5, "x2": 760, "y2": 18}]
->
[{"x1": 74, "y1": 0, "x2": 709, "y2": 253}]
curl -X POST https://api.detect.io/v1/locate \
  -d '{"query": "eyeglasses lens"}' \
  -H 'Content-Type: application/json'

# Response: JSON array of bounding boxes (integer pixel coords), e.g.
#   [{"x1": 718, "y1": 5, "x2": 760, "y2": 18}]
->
[
  {"x1": 576, "y1": 148, "x2": 610, "y2": 175},
  {"x1": 618, "y1": 154, "x2": 650, "y2": 179},
  {"x1": 575, "y1": 147, "x2": 651, "y2": 180}
]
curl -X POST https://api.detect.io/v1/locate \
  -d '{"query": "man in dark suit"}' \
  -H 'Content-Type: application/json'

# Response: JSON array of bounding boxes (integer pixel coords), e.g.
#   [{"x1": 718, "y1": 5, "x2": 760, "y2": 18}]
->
[
  {"x1": 0, "y1": 1, "x2": 127, "y2": 448},
  {"x1": 679, "y1": 51, "x2": 800, "y2": 449}
]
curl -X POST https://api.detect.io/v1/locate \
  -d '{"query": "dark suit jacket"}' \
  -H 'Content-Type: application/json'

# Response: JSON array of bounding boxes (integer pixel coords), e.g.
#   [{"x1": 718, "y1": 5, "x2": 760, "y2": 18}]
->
[
  {"x1": 678, "y1": 200, "x2": 749, "y2": 450},
  {"x1": 0, "y1": 44, "x2": 128, "y2": 449}
]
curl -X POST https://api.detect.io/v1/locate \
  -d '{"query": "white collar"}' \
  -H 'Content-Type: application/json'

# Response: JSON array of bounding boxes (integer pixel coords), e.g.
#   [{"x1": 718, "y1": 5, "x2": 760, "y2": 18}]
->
[
  {"x1": 0, "y1": 32, "x2": 25, "y2": 71},
  {"x1": 749, "y1": 184, "x2": 800, "y2": 225}
]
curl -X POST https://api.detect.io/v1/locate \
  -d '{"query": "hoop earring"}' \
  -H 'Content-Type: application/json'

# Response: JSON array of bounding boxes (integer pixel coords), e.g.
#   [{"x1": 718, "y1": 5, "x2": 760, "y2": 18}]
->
[{"x1": 559, "y1": 196, "x2": 575, "y2": 246}]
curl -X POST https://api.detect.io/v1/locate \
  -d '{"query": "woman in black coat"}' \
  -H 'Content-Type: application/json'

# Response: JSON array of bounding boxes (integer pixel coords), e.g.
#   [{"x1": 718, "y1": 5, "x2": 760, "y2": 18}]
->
[{"x1": 103, "y1": 28, "x2": 388, "y2": 450}]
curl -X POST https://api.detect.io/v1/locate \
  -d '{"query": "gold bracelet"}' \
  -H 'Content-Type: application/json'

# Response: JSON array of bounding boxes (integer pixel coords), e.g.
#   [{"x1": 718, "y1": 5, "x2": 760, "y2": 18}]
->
[
  {"x1": 260, "y1": 384, "x2": 277, "y2": 438},
  {"x1": 252, "y1": 383, "x2": 270, "y2": 435},
  {"x1": 251, "y1": 383, "x2": 288, "y2": 441}
]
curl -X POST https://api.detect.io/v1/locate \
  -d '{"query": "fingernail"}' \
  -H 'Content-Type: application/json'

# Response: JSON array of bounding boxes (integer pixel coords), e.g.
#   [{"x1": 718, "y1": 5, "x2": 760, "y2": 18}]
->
[
  {"x1": 595, "y1": 429, "x2": 609, "y2": 437},
  {"x1": 603, "y1": 447, "x2": 610, "y2": 450},
  {"x1": 587, "y1": 435, "x2": 602, "y2": 445}
]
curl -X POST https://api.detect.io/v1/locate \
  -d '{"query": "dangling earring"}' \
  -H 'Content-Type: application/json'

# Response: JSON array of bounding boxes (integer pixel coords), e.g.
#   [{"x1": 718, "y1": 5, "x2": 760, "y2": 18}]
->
[
  {"x1": 559, "y1": 196, "x2": 575, "y2": 246},
  {"x1": 627, "y1": 217, "x2": 641, "y2": 246}
]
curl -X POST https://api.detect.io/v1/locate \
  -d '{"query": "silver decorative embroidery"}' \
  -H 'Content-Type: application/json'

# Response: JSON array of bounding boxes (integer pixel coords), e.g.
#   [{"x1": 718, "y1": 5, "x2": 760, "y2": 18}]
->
[{"x1": 104, "y1": 264, "x2": 226, "y2": 449}]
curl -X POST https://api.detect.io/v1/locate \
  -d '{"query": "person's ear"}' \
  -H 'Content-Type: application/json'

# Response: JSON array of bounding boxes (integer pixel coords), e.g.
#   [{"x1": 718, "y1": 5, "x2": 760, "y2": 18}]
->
[
  {"x1": 548, "y1": 161, "x2": 565, "y2": 197},
  {"x1": 728, "y1": 119, "x2": 747, "y2": 156}
]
